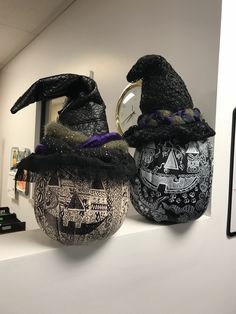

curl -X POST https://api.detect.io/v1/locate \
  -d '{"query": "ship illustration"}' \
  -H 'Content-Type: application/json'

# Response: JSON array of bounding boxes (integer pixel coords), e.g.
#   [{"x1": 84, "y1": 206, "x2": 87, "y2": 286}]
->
[{"x1": 140, "y1": 142, "x2": 200, "y2": 193}]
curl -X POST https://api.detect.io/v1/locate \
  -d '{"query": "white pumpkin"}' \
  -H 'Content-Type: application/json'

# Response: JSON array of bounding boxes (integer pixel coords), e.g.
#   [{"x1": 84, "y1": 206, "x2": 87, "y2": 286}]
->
[{"x1": 34, "y1": 171, "x2": 129, "y2": 245}]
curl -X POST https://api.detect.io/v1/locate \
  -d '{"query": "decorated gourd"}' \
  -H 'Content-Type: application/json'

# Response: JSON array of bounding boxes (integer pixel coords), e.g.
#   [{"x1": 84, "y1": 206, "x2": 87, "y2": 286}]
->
[
  {"x1": 11, "y1": 74, "x2": 135, "y2": 244},
  {"x1": 124, "y1": 55, "x2": 215, "y2": 224}
]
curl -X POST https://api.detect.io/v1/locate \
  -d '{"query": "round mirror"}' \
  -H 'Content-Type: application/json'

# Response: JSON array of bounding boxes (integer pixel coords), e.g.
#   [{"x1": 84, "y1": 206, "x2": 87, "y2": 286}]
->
[{"x1": 116, "y1": 81, "x2": 142, "y2": 135}]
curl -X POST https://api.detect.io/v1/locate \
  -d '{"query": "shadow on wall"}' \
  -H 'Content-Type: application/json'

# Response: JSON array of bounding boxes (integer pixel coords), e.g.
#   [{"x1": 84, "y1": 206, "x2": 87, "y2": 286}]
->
[{"x1": 166, "y1": 220, "x2": 195, "y2": 236}]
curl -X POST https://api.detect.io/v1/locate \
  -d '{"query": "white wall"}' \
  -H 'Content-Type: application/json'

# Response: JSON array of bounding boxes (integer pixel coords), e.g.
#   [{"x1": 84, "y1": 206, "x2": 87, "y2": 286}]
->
[{"x1": 0, "y1": 0, "x2": 221, "y2": 230}]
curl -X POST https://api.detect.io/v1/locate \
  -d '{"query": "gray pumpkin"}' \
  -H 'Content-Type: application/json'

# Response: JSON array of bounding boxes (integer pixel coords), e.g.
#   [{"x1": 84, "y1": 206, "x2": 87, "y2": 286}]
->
[
  {"x1": 34, "y1": 172, "x2": 129, "y2": 245},
  {"x1": 130, "y1": 140, "x2": 213, "y2": 223},
  {"x1": 11, "y1": 74, "x2": 134, "y2": 244}
]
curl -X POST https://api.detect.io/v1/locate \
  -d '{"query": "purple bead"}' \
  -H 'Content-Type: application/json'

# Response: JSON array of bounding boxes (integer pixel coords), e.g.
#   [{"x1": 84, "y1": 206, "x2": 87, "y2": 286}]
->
[
  {"x1": 35, "y1": 144, "x2": 47, "y2": 154},
  {"x1": 193, "y1": 108, "x2": 201, "y2": 121}
]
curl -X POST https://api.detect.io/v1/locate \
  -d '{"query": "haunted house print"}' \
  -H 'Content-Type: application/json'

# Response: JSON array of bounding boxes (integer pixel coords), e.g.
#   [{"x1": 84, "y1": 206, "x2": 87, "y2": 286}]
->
[{"x1": 34, "y1": 172, "x2": 129, "y2": 244}]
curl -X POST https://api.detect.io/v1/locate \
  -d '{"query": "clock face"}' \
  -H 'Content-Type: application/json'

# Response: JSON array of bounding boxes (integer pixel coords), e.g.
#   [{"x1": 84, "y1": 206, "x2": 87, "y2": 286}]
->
[{"x1": 116, "y1": 81, "x2": 142, "y2": 134}]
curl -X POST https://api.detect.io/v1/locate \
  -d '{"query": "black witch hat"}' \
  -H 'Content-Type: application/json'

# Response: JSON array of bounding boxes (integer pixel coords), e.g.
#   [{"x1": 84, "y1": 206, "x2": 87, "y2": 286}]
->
[
  {"x1": 11, "y1": 74, "x2": 109, "y2": 135},
  {"x1": 123, "y1": 55, "x2": 215, "y2": 148},
  {"x1": 11, "y1": 74, "x2": 135, "y2": 181}
]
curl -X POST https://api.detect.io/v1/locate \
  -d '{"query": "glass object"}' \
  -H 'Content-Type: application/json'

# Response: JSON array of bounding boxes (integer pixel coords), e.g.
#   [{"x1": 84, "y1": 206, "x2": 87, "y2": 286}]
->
[{"x1": 116, "y1": 81, "x2": 142, "y2": 134}]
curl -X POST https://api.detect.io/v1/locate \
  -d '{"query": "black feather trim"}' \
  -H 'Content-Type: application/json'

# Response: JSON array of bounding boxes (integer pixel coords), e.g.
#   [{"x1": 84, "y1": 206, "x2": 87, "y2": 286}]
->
[{"x1": 15, "y1": 149, "x2": 136, "y2": 181}]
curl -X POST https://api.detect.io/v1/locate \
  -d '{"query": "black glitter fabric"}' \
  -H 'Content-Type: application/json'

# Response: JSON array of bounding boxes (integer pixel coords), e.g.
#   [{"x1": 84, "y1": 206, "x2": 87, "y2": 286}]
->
[
  {"x1": 123, "y1": 55, "x2": 215, "y2": 147},
  {"x1": 126, "y1": 55, "x2": 194, "y2": 114},
  {"x1": 11, "y1": 74, "x2": 135, "y2": 181}
]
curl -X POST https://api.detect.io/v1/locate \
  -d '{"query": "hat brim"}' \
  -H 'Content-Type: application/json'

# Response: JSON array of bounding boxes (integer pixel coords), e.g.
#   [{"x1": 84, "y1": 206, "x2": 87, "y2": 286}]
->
[
  {"x1": 123, "y1": 121, "x2": 215, "y2": 148},
  {"x1": 15, "y1": 149, "x2": 136, "y2": 182}
]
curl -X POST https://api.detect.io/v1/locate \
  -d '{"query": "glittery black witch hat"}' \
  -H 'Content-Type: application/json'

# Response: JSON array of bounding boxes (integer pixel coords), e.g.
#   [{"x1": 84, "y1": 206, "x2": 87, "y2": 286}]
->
[
  {"x1": 123, "y1": 55, "x2": 215, "y2": 148},
  {"x1": 11, "y1": 74, "x2": 135, "y2": 180}
]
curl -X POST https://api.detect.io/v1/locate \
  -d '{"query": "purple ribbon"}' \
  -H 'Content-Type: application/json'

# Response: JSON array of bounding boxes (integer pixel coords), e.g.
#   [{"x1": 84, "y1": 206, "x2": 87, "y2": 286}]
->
[
  {"x1": 77, "y1": 132, "x2": 122, "y2": 149},
  {"x1": 35, "y1": 132, "x2": 122, "y2": 154}
]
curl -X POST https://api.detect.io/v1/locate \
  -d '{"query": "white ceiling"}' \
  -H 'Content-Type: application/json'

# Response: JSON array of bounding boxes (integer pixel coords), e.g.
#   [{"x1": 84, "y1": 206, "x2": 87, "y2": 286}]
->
[{"x1": 0, "y1": 0, "x2": 76, "y2": 70}]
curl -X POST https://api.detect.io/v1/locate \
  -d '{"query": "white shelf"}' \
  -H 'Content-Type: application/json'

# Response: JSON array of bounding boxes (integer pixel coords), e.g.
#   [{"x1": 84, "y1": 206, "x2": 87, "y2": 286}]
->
[{"x1": 0, "y1": 214, "x2": 211, "y2": 262}]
